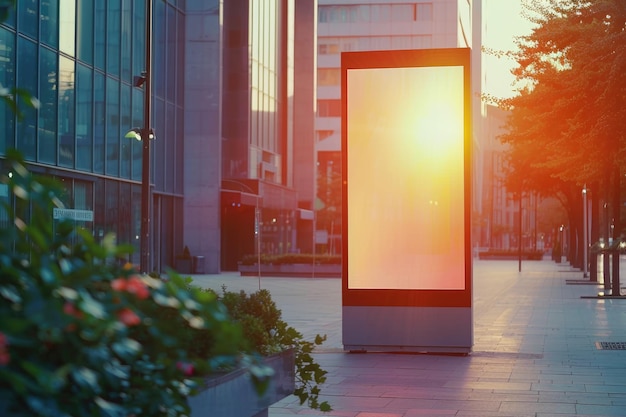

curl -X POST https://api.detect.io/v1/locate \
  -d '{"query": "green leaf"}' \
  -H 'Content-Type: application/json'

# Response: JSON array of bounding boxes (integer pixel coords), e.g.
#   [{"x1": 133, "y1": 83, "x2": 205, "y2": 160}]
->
[
  {"x1": 94, "y1": 396, "x2": 127, "y2": 417},
  {"x1": 0, "y1": 285, "x2": 21, "y2": 303},
  {"x1": 111, "y1": 338, "x2": 142, "y2": 360},
  {"x1": 103, "y1": 360, "x2": 130, "y2": 380},
  {"x1": 77, "y1": 290, "x2": 106, "y2": 319},
  {"x1": 71, "y1": 367, "x2": 101, "y2": 393}
]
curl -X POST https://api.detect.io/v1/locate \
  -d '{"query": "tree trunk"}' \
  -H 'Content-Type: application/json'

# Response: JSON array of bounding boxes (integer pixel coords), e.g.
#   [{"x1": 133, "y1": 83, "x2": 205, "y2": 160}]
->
[
  {"x1": 567, "y1": 188, "x2": 583, "y2": 269},
  {"x1": 591, "y1": 181, "x2": 600, "y2": 244},
  {"x1": 612, "y1": 167, "x2": 621, "y2": 239}
]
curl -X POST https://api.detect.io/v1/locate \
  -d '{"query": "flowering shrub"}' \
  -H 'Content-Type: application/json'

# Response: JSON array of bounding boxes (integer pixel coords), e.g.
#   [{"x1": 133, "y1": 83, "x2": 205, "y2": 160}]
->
[
  {"x1": 0, "y1": 151, "x2": 266, "y2": 417},
  {"x1": 217, "y1": 288, "x2": 331, "y2": 411}
]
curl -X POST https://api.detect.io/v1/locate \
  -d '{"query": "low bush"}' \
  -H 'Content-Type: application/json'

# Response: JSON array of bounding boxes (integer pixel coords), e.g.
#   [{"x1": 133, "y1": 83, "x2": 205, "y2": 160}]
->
[
  {"x1": 240, "y1": 253, "x2": 341, "y2": 266},
  {"x1": 212, "y1": 287, "x2": 330, "y2": 411},
  {"x1": 479, "y1": 249, "x2": 544, "y2": 260},
  {"x1": 0, "y1": 152, "x2": 262, "y2": 417}
]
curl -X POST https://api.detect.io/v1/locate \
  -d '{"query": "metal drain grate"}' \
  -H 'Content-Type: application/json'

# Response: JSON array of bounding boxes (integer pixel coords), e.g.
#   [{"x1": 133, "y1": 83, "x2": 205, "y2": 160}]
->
[{"x1": 595, "y1": 342, "x2": 626, "y2": 350}]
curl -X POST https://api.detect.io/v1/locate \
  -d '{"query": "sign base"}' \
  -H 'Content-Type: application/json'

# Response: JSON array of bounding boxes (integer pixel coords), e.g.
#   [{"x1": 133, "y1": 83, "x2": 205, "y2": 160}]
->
[{"x1": 343, "y1": 306, "x2": 472, "y2": 354}]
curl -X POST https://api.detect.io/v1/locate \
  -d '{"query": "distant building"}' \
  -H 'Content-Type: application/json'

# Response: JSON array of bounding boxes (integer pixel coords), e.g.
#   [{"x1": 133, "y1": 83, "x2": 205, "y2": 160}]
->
[{"x1": 315, "y1": 0, "x2": 483, "y2": 253}]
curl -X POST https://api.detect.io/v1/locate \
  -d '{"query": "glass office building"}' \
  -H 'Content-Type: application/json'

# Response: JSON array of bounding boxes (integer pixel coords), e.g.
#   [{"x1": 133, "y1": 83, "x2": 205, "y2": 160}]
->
[
  {"x1": 1, "y1": 1, "x2": 316, "y2": 273},
  {"x1": 1, "y1": 1, "x2": 187, "y2": 271}
]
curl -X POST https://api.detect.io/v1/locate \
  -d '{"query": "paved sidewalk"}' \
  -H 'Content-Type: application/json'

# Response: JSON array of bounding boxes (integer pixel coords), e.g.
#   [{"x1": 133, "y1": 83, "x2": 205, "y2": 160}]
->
[{"x1": 190, "y1": 259, "x2": 626, "y2": 417}]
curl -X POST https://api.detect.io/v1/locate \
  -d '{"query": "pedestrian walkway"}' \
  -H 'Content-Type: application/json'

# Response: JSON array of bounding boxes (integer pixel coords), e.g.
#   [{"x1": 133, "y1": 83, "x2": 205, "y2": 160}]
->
[{"x1": 190, "y1": 258, "x2": 626, "y2": 416}]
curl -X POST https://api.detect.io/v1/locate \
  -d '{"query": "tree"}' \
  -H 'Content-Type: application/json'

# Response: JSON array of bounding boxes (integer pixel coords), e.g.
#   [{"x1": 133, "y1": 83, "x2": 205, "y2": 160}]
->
[{"x1": 492, "y1": 0, "x2": 626, "y2": 265}]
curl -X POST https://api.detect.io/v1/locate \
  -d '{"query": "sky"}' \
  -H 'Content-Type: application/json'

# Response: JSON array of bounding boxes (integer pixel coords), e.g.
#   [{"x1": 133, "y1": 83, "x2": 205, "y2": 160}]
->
[{"x1": 482, "y1": 0, "x2": 536, "y2": 99}]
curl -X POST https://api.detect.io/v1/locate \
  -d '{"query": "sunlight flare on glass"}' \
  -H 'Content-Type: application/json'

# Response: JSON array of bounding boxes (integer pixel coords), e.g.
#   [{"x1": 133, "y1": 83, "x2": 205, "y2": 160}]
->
[{"x1": 347, "y1": 66, "x2": 465, "y2": 290}]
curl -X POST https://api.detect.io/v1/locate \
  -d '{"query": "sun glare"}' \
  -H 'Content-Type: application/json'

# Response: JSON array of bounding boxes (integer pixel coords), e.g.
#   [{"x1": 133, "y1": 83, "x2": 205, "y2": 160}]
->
[{"x1": 347, "y1": 65, "x2": 465, "y2": 290}]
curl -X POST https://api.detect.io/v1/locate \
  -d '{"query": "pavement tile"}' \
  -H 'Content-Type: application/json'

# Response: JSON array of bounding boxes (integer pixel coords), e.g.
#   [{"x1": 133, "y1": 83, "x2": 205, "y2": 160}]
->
[
  {"x1": 499, "y1": 401, "x2": 577, "y2": 414},
  {"x1": 575, "y1": 404, "x2": 626, "y2": 416},
  {"x1": 189, "y1": 258, "x2": 626, "y2": 416}
]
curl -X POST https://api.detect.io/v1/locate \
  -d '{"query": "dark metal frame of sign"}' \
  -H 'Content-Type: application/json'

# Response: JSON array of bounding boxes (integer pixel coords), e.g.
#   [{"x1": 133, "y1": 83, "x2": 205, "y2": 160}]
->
[{"x1": 341, "y1": 48, "x2": 472, "y2": 353}]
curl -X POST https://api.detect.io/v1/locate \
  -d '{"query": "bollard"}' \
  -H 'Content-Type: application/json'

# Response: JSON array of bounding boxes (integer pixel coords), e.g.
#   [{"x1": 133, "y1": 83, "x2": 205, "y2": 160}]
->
[
  {"x1": 609, "y1": 237, "x2": 626, "y2": 297},
  {"x1": 602, "y1": 248, "x2": 611, "y2": 291},
  {"x1": 590, "y1": 250, "x2": 598, "y2": 282},
  {"x1": 589, "y1": 241, "x2": 604, "y2": 283},
  {"x1": 611, "y1": 249, "x2": 620, "y2": 296}
]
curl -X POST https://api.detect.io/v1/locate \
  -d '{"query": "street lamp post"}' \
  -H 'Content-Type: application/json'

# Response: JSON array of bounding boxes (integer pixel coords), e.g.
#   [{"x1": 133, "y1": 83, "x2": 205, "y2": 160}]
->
[
  {"x1": 559, "y1": 225, "x2": 564, "y2": 263},
  {"x1": 139, "y1": 0, "x2": 153, "y2": 275},
  {"x1": 126, "y1": 0, "x2": 153, "y2": 274},
  {"x1": 583, "y1": 185, "x2": 588, "y2": 278}
]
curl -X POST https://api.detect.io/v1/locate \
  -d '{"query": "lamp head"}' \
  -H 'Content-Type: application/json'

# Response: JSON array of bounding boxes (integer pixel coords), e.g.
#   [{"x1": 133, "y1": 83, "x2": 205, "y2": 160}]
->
[
  {"x1": 125, "y1": 128, "x2": 156, "y2": 141},
  {"x1": 125, "y1": 128, "x2": 142, "y2": 141}
]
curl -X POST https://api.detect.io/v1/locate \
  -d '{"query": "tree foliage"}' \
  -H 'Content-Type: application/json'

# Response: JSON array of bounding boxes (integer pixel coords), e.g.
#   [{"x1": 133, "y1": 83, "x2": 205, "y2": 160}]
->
[{"x1": 492, "y1": 0, "x2": 626, "y2": 253}]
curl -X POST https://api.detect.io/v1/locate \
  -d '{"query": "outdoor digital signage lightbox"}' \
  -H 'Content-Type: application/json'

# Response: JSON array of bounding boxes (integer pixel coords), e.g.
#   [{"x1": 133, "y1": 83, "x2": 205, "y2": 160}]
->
[{"x1": 341, "y1": 48, "x2": 472, "y2": 353}]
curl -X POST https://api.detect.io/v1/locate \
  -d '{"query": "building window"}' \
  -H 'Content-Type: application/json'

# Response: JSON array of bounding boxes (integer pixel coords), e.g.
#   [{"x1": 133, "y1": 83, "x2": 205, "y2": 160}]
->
[
  {"x1": 317, "y1": 99, "x2": 340, "y2": 117},
  {"x1": 107, "y1": 0, "x2": 121, "y2": 76},
  {"x1": 58, "y1": 56, "x2": 76, "y2": 168},
  {"x1": 76, "y1": 0, "x2": 94, "y2": 64},
  {"x1": 18, "y1": 0, "x2": 38, "y2": 40},
  {"x1": 59, "y1": 0, "x2": 76, "y2": 56},
  {"x1": 105, "y1": 77, "x2": 120, "y2": 176},
  {"x1": 17, "y1": 37, "x2": 37, "y2": 160},
  {"x1": 318, "y1": 68, "x2": 340, "y2": 86},
  {"x1": 317, "y1": 130, "x2": 334, "y2": 141},
  {"x1": 318, "y1": 42, "x2": 340, "y2": 55},
  {"x1": 0, "y1": 28, "x2": 15, "y2": 155},
  {"x1": 41, "y1": 0, "x2": 59, "y2": 48},
  {"x1": 319, "y1": 3, "x2": 433, "y2": 23},
  {"x1": 391, "y1": 4, "x2": 414, "y2": 22},
  {"x1": 417, "y1": 3, "x2": 433, "y2": 21},
  {"x1": 38, "y1": 46, "x2": 57, "y2": 164},
  {"x1": 318, "y1": 5, "x2": 359, "y2": 23}
]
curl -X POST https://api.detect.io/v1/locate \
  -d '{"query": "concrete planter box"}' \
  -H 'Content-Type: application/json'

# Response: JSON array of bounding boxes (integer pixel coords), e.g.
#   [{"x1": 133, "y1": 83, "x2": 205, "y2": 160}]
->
[
  {"x1": 189, "y1": 348, "x2": 295, "y2": 417},
  {"x1": 238, "y1": 263, "x2": 341, "y2": 278}
]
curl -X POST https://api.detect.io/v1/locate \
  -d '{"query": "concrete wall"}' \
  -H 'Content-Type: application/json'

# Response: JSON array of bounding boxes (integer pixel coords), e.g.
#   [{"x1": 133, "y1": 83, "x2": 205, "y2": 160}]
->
[{"x1": 183, "y1": 1, "x2": 223, "y2": 273}]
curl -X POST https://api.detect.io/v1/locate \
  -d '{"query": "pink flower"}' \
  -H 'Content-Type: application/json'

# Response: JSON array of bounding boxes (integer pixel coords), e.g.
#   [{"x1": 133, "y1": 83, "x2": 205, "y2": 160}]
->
[
  {"x1": 125, "y1": 276, "x2": 150, "y2": 300},
  {"x1": 176, "y1": 361, "x2": 194, "y2": 376},
  {"x1": 0, "y1": 332, "x2": 9, "y2": 365},
  {"x1": 63, "y1": 302, "x2": 83, "y2": 319},
  {"x1": 111, "y1": 278, "x2": 127, "y2": 292},
  {"x1": 117, "y1": 308, "x2": 141, "y2": 326},
  {"x1": 112, "y1": 276, "x2": 150, "y2": 300}
]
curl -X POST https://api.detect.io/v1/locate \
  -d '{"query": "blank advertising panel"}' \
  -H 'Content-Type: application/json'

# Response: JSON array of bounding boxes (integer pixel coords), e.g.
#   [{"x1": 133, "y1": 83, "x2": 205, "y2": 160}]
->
[{"x1": 341, "y1": 48, "x2": 472, "y2": 353}]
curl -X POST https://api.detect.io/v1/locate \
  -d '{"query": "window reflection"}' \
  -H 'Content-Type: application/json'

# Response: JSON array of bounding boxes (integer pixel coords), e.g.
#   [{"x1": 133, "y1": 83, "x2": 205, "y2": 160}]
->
[
  {"x1": 41, "y1": 0, "x2": 58, "y2": 48},
  {"x1": 95, "y1": 1, "x2": 106, "y2": 70},
  {"x1": 107, "y1": 0, "x2": 121, "y2": 76},
  {"x1": 0, "y1": 28, "x2": 15, "y2": 154},
  {"x1": 77, "y1": 0, "x2": 93, "y2": 64},
  {"x1": 121, "y1": 0, "x2": 132, "y2": 81},
  {"x1": 120, "y1": 84, "x2": 131, "y2": 179},
  {"x1": 17, "y1": 37, "x2": 37, "y2": 160},
  {"x1": 58, "y1": 56, "x2": 75, "y2": 167},
  {"x1": 106, "y1": 77, "x2": 120, "y2": 176},
  {"x1": 76, "y1": 64, "x2": 92, "y2": 170},
  {"x1": 94, "y1": 73, "x2": 105, "y2": 173},
  {"x1": 18, "y1": 0, "x2": 38, "y2": 40},
  {"x1": 39, "y1": 47, "x2": 57, "y2": 164},
  {"x1": 59, "y1": 0, "x2": 75, "y2": 56}
]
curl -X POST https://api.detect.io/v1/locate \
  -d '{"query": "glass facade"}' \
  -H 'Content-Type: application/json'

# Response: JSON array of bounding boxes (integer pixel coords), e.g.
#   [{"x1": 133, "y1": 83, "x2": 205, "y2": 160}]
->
[
  {"x1": 1, "y1": 0, "x2": 186, "y2": 272},
  {"x1": 249, "y1": 1, "x2": 280, "y2": 181}
]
